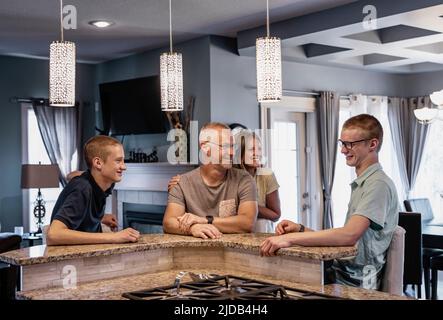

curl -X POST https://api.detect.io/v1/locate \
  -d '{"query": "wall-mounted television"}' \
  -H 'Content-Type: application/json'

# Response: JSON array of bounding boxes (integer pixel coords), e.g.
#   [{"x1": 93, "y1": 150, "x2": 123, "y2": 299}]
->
[{"x1": 99, "y1": 76, "x2": 168, "y2": 135}]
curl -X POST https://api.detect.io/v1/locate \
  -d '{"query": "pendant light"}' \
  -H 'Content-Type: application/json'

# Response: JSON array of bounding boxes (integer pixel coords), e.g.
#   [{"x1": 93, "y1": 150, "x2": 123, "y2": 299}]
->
[
  {"x1": 160, "y1": 0, "x2": 183, "y2": 111},
  {"x1": 256, "y1": 0, "x2": 282, "y2": 102},
  {"x1": 49, "y1": 0, "x2": 76, "y2": 107},
  {"x1": 414, "y1": 90, "x2": 443, "y2": 124}
]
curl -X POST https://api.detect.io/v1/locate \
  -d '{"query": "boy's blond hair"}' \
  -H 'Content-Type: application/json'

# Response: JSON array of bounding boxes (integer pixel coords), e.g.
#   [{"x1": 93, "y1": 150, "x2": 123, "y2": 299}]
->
[{"x1": 84, "y1": 135, "x2": 122, "y2": 169}]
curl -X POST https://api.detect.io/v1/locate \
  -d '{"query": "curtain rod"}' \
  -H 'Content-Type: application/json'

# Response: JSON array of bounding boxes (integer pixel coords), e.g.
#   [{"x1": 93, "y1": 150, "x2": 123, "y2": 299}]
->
[
  {"x1": 10, "y1": 97, "x2": 46, "y2": 104},
  {"x1": 245, "y1": 86, "x2": 350, "y2": 100}
]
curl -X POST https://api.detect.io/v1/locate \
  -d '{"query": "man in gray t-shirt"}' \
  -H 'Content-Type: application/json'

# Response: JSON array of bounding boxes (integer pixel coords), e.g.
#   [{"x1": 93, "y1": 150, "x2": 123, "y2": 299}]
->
[
  {"x1": 260, "y1": 114, "x2": 399, "y2": 291},
  {"x1": 163, "y1": 122, "x2": 258, "y2": 239}
]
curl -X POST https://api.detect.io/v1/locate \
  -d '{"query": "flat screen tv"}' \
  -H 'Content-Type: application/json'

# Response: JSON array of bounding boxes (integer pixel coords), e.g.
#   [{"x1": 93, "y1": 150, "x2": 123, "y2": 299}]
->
[{"x1": 99, "y1": 76, "x2": 168, "y2": 135}]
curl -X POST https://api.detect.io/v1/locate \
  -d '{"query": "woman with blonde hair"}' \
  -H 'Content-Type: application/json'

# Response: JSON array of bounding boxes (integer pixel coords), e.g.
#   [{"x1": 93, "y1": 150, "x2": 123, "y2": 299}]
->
[{"x1": 233, "y1": 129, "x2": 281, "y2": 233}]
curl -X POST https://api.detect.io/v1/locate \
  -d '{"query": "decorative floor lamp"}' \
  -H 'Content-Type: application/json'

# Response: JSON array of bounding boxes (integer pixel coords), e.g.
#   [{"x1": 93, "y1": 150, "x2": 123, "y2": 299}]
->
[{"x1": 21, "y1": 163, "x2": 60, "y2": 235}]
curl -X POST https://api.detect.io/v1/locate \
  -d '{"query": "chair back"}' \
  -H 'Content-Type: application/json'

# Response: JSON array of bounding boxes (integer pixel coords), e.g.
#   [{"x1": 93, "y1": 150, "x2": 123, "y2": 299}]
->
[
  {"x1": 398, "y1": 212, "x2": 423, "y2": 286},
  {"x1": 0, "y1": 233, "x2": 22, "y2": 300},
  {"x1": 0, "y1": 233, "x2": 21, "y2": 254},
  {"x1": 404, "y1": 198, "x2": 434, "y2": 223},
  {"x1": 382, "y1": 225, "x2": 405, "y2": 295}
]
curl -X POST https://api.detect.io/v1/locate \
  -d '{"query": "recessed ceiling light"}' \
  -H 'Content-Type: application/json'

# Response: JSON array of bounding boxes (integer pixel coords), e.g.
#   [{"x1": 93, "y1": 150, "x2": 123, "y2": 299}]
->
[{"x1": 89, "y1": 20, "x2": 114, "y2": 28}]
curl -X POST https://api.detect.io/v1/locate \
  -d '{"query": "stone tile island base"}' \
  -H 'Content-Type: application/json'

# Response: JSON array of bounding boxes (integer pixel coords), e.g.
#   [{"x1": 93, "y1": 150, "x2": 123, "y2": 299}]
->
[{"x1": 22, "y1": 247, "x2": 323, "y2": 292}]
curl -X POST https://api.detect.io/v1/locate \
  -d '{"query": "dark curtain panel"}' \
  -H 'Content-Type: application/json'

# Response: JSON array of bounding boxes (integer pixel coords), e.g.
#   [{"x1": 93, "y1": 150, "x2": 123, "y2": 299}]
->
[
  {"x1": 316, "y1": 92, "x2": 340, "y2": 229},
  {"x1": 387, "y1": 97, "x2": 431, "y2": 198},
  {"x1": 32, "y1": 100, "x2": 82, "y2": 187}
]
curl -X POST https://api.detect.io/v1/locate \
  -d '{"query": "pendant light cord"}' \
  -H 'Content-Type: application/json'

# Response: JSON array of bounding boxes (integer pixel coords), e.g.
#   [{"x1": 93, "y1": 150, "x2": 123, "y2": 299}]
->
[
  {"x1": 169, "y1": 0, "x2": 173, "y2": 53},
  {"x1": 60, "y1": 0, "x2": 64, "y2": 42},
  {"x1": 266, "y1": 0, "x2": 270, "y2": 37}
]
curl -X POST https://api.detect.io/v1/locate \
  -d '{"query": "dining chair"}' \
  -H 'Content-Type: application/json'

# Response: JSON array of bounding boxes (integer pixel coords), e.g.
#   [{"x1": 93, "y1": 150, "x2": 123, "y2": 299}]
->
[
  {"x1": 404, "y1": 199, "x2": 443, "y2": 299},
  {"x1": 398, "y1": 212, "x2": 422, "y2": 298},
  {"x1": 382, "y1": 225, "x2": 405, "y2": 295},
  {"x1": 430, "y1": 254, "x2": 443, "y2": 300}
]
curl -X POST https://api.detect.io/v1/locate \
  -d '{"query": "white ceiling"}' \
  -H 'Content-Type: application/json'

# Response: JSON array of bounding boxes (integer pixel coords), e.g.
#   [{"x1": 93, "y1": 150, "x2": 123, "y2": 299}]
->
[{"x1": 0, "y1": 0, "x2": 358, "y2": 63}]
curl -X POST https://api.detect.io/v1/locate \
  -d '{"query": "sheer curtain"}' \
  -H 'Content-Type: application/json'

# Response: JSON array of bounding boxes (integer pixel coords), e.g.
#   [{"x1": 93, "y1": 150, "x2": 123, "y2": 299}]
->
[
  {"x1": 32, "y1": 100, "x2": 81, "y2": 187},
  {"x1": 332, "y1": 95, "x2": 403, "y2": 227}
]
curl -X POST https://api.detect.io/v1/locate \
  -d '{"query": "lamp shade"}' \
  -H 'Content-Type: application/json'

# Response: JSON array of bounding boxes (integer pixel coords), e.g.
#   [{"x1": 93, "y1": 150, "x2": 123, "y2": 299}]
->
[
  {"x1": 256, "y1": 36, "x2": 282, "y2": 102},
  {"x1": 413, "y1": 107, "x2": 438, "y2": 124},
  {"x1": 49, "y1": 40, "x2": 76, "y2": 107},
  {"x1": 160, "y1": 52, "x2": 183, "y2": 111},
  {"x1": 430, "y1": 90, "x2": 443, "y2": 107},
  {"x1": 21, "y1": 164, "x2": 60, "y2": 189}
]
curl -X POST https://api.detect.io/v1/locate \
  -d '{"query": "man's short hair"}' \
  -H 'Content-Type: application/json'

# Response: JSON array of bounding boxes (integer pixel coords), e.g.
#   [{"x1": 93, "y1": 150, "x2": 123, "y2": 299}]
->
[
  {"x1": 342, "y1": 114, "x2": 383, "y2": 152},
  {"x1": 84, "y1": 135, "x2": 122, "y2": 169},
  {"x1": 199, "y1": 122, "x2": 230, "y2": 145}
]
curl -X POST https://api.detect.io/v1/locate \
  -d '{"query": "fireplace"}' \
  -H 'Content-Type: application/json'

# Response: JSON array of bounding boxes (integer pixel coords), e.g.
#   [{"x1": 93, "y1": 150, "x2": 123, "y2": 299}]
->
[
  {"x1": 112, "y1": 163, "x2": 196, "y2": 231},
  {"x1": 123, "y1": 203, "x2": 166, "y2": 234}
]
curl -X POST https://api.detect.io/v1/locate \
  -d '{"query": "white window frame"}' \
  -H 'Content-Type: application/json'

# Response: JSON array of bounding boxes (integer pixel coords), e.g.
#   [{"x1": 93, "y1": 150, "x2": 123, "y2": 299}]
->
[
  {"x1": 260, "y1": 96, "x2": 315, "y2": 227},
  {"x1": 21, "y1": 103, "x2": 31, "y2": 232}
]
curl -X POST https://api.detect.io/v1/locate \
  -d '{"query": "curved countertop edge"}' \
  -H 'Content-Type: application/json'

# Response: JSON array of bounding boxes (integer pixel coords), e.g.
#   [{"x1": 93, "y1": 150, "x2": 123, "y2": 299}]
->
[
  {"x1": 0, "y1": 234, "x2": 357, "y2": 266},
  {"x1": 15, "y1": 268, "x2": 410, "y2": 300}
]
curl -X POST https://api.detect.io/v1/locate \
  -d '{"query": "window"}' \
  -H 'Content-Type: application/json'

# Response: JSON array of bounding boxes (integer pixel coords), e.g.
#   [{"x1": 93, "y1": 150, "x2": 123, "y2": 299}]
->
[
  {"x1": 332, "y1": 97, "x2": 403, "y2": 227},
  {"x1": 410, "y1": 120, "x2": 443, "y2": 219},
  {"x1": 22, "y1": 105, "x2": 63, "y2": 233},
  {"x1": 271, "y1": 121, "x2": 300, "y2": 222}
]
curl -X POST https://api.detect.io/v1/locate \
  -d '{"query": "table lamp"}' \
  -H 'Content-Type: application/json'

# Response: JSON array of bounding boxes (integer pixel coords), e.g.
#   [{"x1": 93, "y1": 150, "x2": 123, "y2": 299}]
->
[{"x1": 21, "y1": 163, "x2": 60, "y2": 235}]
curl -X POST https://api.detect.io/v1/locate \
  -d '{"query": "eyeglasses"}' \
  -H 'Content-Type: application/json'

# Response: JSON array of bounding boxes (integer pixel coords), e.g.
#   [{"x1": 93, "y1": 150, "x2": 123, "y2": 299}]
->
[
  {"x1": 205, "y1": 141, "x2": 232, "y2": 150},
  {"x1": 338, "y1": 139, "x2": 370, "y2": 149}
]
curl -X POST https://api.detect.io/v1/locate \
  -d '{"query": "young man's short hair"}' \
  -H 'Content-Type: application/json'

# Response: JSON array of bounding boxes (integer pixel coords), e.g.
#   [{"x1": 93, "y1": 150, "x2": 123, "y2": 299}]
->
[
  {"x1": 342, "y1": 114, "x2": 383, "y2": 152},
  {"x1": 84, "y1": 135, "x2": 122, "y2": 169}
]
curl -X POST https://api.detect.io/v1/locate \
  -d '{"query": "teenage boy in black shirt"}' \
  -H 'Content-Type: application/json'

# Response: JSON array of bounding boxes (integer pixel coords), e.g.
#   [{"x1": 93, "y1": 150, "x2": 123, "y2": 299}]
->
[{"x1": 47, "y1": 136, "x2": 140, "y2": 245}]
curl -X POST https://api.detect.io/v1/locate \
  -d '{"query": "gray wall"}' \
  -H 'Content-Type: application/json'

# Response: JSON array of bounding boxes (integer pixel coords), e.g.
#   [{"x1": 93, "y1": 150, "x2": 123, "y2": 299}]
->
[
  {"x1": 1, "y1": 35, "x2": 439, "y2": 232},
  {"x1": 95, "y1": 36, "x2": 211, "y2": 157},
  {"x1": 0, "y1": 55, "x2": 95, "y2": 232},
  {"x1": 209, "y1": 36, "x2": 406, "y2": 129},
  {"x1": 401, "y1": 70, "x2": 443, "y2": 97}
]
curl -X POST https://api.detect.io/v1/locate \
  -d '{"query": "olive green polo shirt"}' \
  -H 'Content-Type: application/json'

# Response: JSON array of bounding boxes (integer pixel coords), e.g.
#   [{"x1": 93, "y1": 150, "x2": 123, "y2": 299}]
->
[{"x1": 332, "y1": 163, "x2": 400, "y2": 290}]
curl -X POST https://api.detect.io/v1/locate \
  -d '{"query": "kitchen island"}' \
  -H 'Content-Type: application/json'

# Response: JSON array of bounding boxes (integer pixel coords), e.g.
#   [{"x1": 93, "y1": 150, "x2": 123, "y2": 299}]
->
[{"x1": 0, "y1": 234, "x2": 407, "y2": 300}]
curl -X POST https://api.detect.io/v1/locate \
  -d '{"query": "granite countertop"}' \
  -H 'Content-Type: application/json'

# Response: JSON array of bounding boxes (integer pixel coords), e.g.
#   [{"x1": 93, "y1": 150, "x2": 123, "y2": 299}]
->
[
  {"x1": 16, "y1": 268, "x2": 409, "y2": 300},
  {"x1": 0, "y1": 234, "x2": 357, "y2": 266}
]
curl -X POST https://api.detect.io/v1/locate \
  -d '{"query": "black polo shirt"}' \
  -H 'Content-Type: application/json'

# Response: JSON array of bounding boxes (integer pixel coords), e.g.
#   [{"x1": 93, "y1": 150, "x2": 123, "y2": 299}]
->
[{"x1": 51, "y1": 170, "x2": 114, "y2": 232}]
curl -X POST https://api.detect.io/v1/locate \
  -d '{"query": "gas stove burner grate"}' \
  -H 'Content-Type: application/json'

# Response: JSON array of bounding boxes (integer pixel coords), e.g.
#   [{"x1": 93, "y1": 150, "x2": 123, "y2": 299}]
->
[{"x1": 122, "y1": 274, "x2": 344, "y2": 300}]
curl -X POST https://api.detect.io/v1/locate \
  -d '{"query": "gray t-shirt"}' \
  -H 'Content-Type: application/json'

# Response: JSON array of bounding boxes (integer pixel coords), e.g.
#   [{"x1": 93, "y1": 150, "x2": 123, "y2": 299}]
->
[
  {"x1": 168, "y1": 167, "x2": 257, "y2": 218},
  {"x1": 332, "y1": 163, "x2": 400, "y2": 290}
]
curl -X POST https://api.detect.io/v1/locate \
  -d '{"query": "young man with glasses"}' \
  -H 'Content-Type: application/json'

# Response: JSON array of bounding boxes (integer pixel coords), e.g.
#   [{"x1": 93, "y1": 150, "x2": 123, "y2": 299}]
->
[
  {"x1": 260, "y1": 114, "x2": 399, "y2": 290},
  {"x1": 163, "y1": 122, "x2": 258, "y2": 239}
]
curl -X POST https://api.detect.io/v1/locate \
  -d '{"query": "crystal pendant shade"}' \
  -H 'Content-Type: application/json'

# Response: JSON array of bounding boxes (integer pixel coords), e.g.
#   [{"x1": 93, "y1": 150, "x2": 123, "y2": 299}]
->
[
  {"x1": 160, "y1": 52, "x2": 183, "y2": 111},
  {"x1": 256, "y1": 36, "x2": 282, "y2": 102},
  {"x1": 49, "y1": 41, "x2": 76, "y2": 107}
]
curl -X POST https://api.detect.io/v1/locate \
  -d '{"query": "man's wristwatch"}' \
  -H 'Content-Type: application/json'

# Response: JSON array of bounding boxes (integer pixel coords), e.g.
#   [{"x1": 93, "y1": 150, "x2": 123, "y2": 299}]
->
[
  {"x1": 206, "y1": 215, "x2": 214, "y2": 224},
  {"x1": 298, "y1": 224, "x2": 305, "y2": 232}
]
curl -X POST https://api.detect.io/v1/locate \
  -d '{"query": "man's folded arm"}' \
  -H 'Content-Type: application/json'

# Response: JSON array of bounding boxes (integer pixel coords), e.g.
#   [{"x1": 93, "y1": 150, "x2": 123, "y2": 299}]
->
[
  {"x1": 163, "y1": 202, "x2": 187, "y2": 235},
  {"x1": 212, "y1": 200, "x2": 258, "y2": 233}
]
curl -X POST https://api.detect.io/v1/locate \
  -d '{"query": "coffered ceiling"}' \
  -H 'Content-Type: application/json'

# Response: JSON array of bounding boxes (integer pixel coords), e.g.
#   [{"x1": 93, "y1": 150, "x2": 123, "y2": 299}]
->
[{"x1": 238, "y1": 0, "x2": 443, "y2": 73}]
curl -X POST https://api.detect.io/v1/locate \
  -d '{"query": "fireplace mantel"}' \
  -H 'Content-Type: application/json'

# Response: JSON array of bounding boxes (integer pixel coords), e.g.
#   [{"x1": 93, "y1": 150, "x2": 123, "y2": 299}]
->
[{"x1": 112, "y1": 163, "x2": 196, "y2": 229}]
